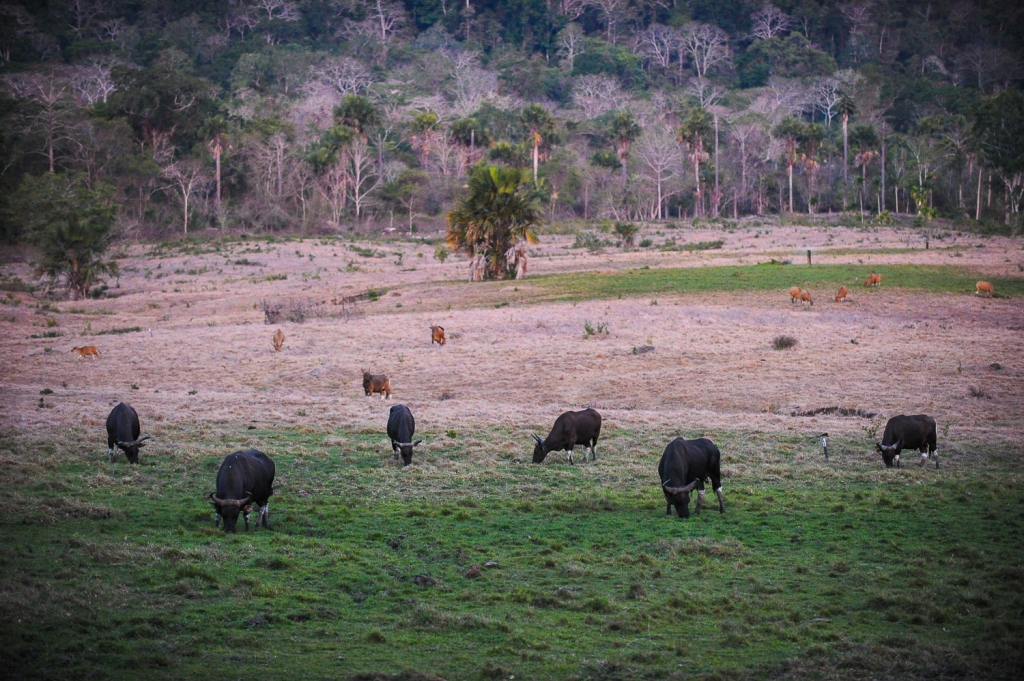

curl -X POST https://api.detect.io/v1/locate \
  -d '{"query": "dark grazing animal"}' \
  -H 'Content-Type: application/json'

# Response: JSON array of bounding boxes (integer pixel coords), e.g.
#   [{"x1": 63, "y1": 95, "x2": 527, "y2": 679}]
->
[
  {"x1": 658, "y1": 437, "x2": 725, "y2": 519},
  {"x1": 875, "y1": 415, "x2": 938, "y2": 468},
  {"x1": 209, "y1": 450, "x2": 275, "y2": 532},
  {"x1": 105, "y1": 402, "x2": 150, "y2": 464},
  {"x1": 532, "y1": 408, "x2": 602, "y2": 464},
  {"x1": 362, "y1": 370, "x2": 392, "y2": 399},
  {"x1": 430, "y1": 325, "x2": 446, "y2": 345},
  {"x1": 387, "y1": 404, "x2": 422, "y2": 466}
]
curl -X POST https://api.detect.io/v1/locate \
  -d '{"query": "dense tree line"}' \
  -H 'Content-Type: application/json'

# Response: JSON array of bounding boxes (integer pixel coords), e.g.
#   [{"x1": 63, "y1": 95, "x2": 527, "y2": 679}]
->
[{"x1": 1, "y1": 0, "x2": 1023, "y2": 278}]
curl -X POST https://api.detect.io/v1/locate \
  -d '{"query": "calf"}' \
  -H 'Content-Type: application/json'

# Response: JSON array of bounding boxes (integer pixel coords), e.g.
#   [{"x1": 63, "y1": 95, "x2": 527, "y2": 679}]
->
[
  {"x1": 799, "y1": 289, "x2": 813, "y2": 306},
  {"x1": 387, "y1": 404, "x2": 422, "y2": 466},
  {"x1": 865, "y1": 273, "x2": 881, "y2": 287},
  {"x1": 875, "y1": 414, "x2": 938, "y2": 469},
  {"x1": 273, "y1": 329, "x2": 285, "y2": 351},
  {"x1": 72, "y1": 346, "x2": 100, "y2": 359},
  {"x1": 362, "y1": 370, "x2": 392, "y2": 399},
  {"x1": 658, "y1": 437, "x2": 724, "y2": 519},
  {"x1": 105, "y1": 402, "x2": 150, "y2": 464},
  {"x1": 976, "y1": 281, "x2": 993, "y2": 298},
  {"x1": 532, "y1": 408, "x2": 602, "y2": 465},
  {"x1": 789, "y1": 286, "x2": 802, "y2": 303},
  {"x1": 210, "y1": 449, "x2": 275, "y2": 532},
  {"x1": 835, "y1": 285, "x2": 848, "y2": 302},
  {"x1": 430, "y1": 325, "x2": 447, "y2": 346}
]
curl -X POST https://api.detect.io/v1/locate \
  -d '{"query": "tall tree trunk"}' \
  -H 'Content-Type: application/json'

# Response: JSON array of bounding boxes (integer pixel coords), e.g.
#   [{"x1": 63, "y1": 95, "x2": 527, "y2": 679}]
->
[
  {"x1": 842, "y1": 113, "x2": 849, "y2": 206},
  {"x1": 533, "y1": 138, "x2": 539, "y2": 184},
  {"x1": 713, "y1": 116, "x2": 719, "y2": 217},
  {"x1": 976, "y1": 165, "x2": 983, "y2": 220},
  {"x1": 214, "y1": 144, "x2": 222, "y2": 214},
  {"x1": 788, "y1": 161, "x2": 793, "y2": 213},
  {"x1": 880, "y1": 134, "x2": 886, "y2": 212}
]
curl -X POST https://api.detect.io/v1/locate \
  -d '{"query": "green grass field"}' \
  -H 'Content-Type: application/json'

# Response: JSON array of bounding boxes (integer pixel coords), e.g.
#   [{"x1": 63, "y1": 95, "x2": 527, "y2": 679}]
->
[
  {"x1": 529, "y1": 264, "x2": 1024, "y2": 301},
  {"x1": 2, "y1": 424, "x2": 1022, "y2": 680}
]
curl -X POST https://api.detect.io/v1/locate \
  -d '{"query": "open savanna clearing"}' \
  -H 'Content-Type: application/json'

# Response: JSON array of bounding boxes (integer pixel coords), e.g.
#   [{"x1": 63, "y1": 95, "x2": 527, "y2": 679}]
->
[{"x1": 2, "y1": 220, "x2": 1023, "y2": 680}]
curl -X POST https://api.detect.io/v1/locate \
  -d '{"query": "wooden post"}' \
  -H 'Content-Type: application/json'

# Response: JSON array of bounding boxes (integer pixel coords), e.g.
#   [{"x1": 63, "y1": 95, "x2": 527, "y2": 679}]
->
[
  {"x1": 821, "y1": 433, "x2": 829, "y2": 459},
  {"x1": 807, "y1": 249, "x2": 812, "y2": 265}
]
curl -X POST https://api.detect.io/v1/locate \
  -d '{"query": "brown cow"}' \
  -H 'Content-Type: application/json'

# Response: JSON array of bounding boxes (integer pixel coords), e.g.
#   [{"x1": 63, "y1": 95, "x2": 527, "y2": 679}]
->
[
  {"x1": 430, "y1": 325, "x2": 446, "y2": 346},
  {"x1": 835, "y1": 285, "x2": 848, "y2": 302},
  {"x1": 799, "y1": 289, "x2": 813, "y2": 306},
  {"x1": 975, "y1": 281, "x2": 994, "y2": 298},
  {"x1": 865, "y1": 273, "x2": 881, "y2": 287},
  {"x1": 789, "y1": 286, "x2": 802, "y2": 303},
  {"x1": 72, "y1": 346, "x2": 100, "y2": 359},
  {"x1": 362, "y1": 371, "x2": 392, "y2": 399},
  {"x1": 272, "y1": 329, "x2": 285, "y2": 351}
]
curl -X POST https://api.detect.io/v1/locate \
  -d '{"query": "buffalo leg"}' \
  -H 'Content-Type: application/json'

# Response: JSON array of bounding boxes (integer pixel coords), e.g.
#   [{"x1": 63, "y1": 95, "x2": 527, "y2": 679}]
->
[
  {"x1": 666, "y1": 502, "x2": 672, "y2": 516},
  {"x1": 590, "y1": 441, "x2": 597, "y2": 461},
  {"x1": 108, "y1": 447, "x2": 117, "y2": 463},
  {"x1": 695, "y1": 489, "x2": 705, "y2": 515},
  {"x1": 243, "y1": 512, "x2": 250, "y2": 532},
  {"x1": 716, "y1": 487, "x2": 725, "y2": 513},
  {"x1": 214, "y1": 513, "x2": 220, "y2": 529},
  {"x1": 261, "y1": 503, "x2": 270, "y2": 529}
]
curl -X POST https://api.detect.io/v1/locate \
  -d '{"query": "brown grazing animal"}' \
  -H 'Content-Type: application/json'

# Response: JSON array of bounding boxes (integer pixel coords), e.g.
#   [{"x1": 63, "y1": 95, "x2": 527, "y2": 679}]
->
[
  {"x1": 430, "y1": 325, "x2": 446, "y2": 346},
  {"x1": 799, "y1": 289, "x2": 813, "y2": 306},
  {"x1": 272, "y1": 329, "x2": 285, "y2": 351},
  {"x1": 835, "y1": 285, "x2": 848, "y2": 302},
  {"x1": 789, "y1": 286, "x2": 802, "y2": 303},
  {"x1": 362, "y1": 371, "x2": 392, "y2": 399},
  {"x1": 72, "y1": 346, "x2": 100, "y2": 359},
  {"x1": 976, "y1": 281, "x2": 993, "y2": 298},
  {"x1": 865, "y1": 273, "x2": 881, "y2": 287}
]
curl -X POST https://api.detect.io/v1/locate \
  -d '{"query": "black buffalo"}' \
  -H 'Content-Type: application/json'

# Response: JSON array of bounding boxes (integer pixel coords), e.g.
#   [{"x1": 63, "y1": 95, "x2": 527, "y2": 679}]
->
[
  {"x1": 387, "y1": 404, "x2": 421, "y2": 466},
  {"x1": 105, "y1": 402, "x2": 150, "y2": 464},
  {"x1": 532, "y1": 408, "x2": 602, "y2": 464},
  {"x1": 876, "y1": 415, "x2": 938, "y2": 468},
  {"x1": 658, "y1": 437, "x2": 725, "y2": 519},
  {"x1": 209, "y1": 450, "x2": 276, "y2": 532}
]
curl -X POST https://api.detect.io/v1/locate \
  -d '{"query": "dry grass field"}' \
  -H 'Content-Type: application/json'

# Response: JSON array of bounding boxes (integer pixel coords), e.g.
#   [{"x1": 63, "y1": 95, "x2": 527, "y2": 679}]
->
[{"x1": 2, "y1": 218, "x2": 1023, "y2": 680}]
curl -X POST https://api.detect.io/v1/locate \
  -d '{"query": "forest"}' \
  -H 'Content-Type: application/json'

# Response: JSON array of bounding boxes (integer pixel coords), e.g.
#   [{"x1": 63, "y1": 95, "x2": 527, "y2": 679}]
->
[{"x1": 1, "y1": 0, "x2": 1023, "y2": 260}]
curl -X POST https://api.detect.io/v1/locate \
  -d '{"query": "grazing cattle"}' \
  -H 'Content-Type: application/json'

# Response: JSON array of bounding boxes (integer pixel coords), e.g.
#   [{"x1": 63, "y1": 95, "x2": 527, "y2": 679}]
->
[
  {"x1": 658, "y1": 437, "x2": 724, "y2": 519},
  {"x1": 106, "y1": 402, "x2": 150, "y2": 464},
  {"x1": 789, "y1": 286, "x2": 802, "y2": 303},
  {"x1": 72, "y1": 346, "x2": 100, "y2": 359},
  {"x1": 835, "y1": 285, "x2": 848, "y2": 302},
  {"x1": 430, "y1": 325, "x2": 446, "y2": 346},
  {"x1": 387, "y1": 404, "x2": 422, "y2": 466},
  {"x1": 875, "y1": 415, "x2": 938, "y2": 469},
  {"x1": 272, "y1": 329, "x2": 285, "y2": 351},
  {"x1": 799, "y1": 289, "x2": 813, "y2": 306},
  {"x1": 976, "y1": 281, "x2": 993, "y2": 298},
  {"x1": 865, "y1": 273, "x2": 882, "y2": 287},
  {"x1": 362, "y1": 371, "x2": 392, "y2": 399},
  {"x1": 209, "y1": 450, "x2": 275, "y2": 532},
  {"x1": 532, "y1": 408, "x2": 602, "y2": 465}
]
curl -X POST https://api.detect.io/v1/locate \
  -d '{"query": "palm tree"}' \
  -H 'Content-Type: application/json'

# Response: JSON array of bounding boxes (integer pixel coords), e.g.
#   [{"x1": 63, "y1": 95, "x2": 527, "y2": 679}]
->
[
  {"x1": 446, "y1": 165, "x2": 541, "y2": 280},
  {"x1": 334, "y1": 95, "x2": 381, "y2": 139},
  {"x1": 521, "y1": 104, "x2": 555, "y2": 184},
  {"x1": 837, "y1": 95, "x2": 855, "y2": 196},
  {"x1": 610, "y1": 111, "x2": 641, "y2": 188},
  {"x1": 851, "y1": 124, "x2": 879, "y2": 216},
  {"x1": 449, "y1": 117, "x2": 491, "y2": 172},
  {"x1": 773, "y1": 116, "x2": 804, "y2": 213},
  {"x1": 678, "y1": 107, "x2": 712, "y2": 215},
  {"x1": 200, "y1": 115, "x2": 230, "y2": 220},
  {"x1": 411, "y1": 111, "x2": 440, "y2": 166}
]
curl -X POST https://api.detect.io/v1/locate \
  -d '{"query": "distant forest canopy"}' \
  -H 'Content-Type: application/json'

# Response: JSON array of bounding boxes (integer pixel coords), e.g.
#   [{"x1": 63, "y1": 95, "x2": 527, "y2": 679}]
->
[{"x1": 1, "y1": 0, "x2": 1023, "y2": 245}]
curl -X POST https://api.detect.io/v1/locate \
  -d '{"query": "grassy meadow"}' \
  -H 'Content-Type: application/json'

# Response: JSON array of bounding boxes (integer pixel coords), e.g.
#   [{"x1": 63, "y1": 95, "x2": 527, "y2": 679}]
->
[{"x1": 2, "y1": 423, "x2": 1022, "y2": 680}]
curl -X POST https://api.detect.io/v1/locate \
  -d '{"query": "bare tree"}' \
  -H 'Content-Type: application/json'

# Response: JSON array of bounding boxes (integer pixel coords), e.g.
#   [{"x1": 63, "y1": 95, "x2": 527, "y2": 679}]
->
[
  {"x1": 346, "y1": 138, "x2": 380, "y2": 219},
  {"x1": 68, "y1": 0, "x2": 106, "y2": 38},
  {"x1": 3, "y1": 70, "x2": 78, "y2": 173},
  {"x1": 311, "y1": 56, "x2": 374, "y2": 97},
  {"x1": 636, "y1": 24, "x2": 675, "y2": 71},
  {"x1": 815, "y1": 77, "x2": 842, "y2": 126},
  {"x1": 585, "y1": 0, "x2": 628, "y2": 42},
  {"x1": 636, "y1": 124, "x2": 680, "y2": 219},
  {"x1": 751, "y1": 4, "x2": 793, "y2": 40},
  {"x1": 72, "y1": 59, "x2": 118, "y2": 105},
  {"x1": 253, "y1": 0, "x2": 301, "y2": 21},
  {"x1": 558, "y1": 0, "x2": 588, "y2": 20},
  {"x1": 840, "y1": 2, "x2": 874, "y2": 64},
  {"x1": 573, "y1": 74, "x2": 629, "y2": 117},
  {"x1": 679, "y1": 22, "x2": 730, "y2": 78},
  {"x1": 688, "y1": 76, "x2": 725, "y2": 109},
  {"x1": 162, "y1": 159, "x2": 210, "y2": 235},
  {"x1": 556, "y1": 23, "x2": 585, "y2": 72}
]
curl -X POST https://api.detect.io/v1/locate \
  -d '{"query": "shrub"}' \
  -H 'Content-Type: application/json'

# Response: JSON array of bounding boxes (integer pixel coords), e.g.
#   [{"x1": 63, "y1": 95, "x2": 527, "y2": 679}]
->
[
  {"x1": 772, "y1": 335, "x2": 798, "y2": 350},
  {"x1": 613, "y1": 222, "x2": 640, "y2": 248}
]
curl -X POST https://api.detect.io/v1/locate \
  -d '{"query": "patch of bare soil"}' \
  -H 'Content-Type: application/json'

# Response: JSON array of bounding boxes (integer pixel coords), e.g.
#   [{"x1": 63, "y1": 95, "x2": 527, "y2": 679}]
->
[{"x1": 1, "y1": 224, "x2": 1022, "y2": 453}]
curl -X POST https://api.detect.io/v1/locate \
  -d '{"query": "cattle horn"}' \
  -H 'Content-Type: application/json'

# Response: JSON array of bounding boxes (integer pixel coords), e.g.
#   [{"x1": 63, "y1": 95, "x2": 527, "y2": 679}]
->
[
  {"x1": 532, "y1": 435, "x2": 543, "y2": 444},
  {"x1": 412, "y1": 439, "x2": 422, "y2": 447},
  {"x1": 211, "y1": 494, "x2": 252, "y2": 507},
  {"x1": 117, "y1": 435, "x2": 151, "y2": 447}
]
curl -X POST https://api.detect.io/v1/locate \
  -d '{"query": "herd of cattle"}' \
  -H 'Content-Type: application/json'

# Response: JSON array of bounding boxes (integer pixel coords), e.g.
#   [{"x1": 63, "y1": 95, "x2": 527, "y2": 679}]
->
[{"x1": 103, "y1": 351, "x2": 941, "y2": 531}]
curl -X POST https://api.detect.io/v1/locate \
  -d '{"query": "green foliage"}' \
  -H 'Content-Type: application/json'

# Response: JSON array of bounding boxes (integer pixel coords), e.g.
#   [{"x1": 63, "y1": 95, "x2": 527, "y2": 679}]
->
[
  {"x1": 446, "y1": 166, "x2": 542, "y2": 280},
  {"x1": 973, "y1": 89, "x2": 1024, "y2": 181},
  {"x1": 613, "y1": 221, "x2": 639, "y2": 247},
  {"x1": 334, "y1": 96, "x2": 381, "y2": 137},
  {"x1": 738, "y1": 35, "x2": 837, "y2": 88},
  {"x1": 433, "y1": 244, "x2": 450, "y2": 263}
]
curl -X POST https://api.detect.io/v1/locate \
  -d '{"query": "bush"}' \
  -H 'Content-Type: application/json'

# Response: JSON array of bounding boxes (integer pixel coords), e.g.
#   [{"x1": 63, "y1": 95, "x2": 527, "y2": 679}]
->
[
  {"x1": 772, "y1": 335, "x2": 798, "y2": 350},
  {"x1": 573, "y1": 231, "x2": 609, "y2": 252},
  {"x1": 614, "y1": 222, "x2": 640, "y2": 248}
]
